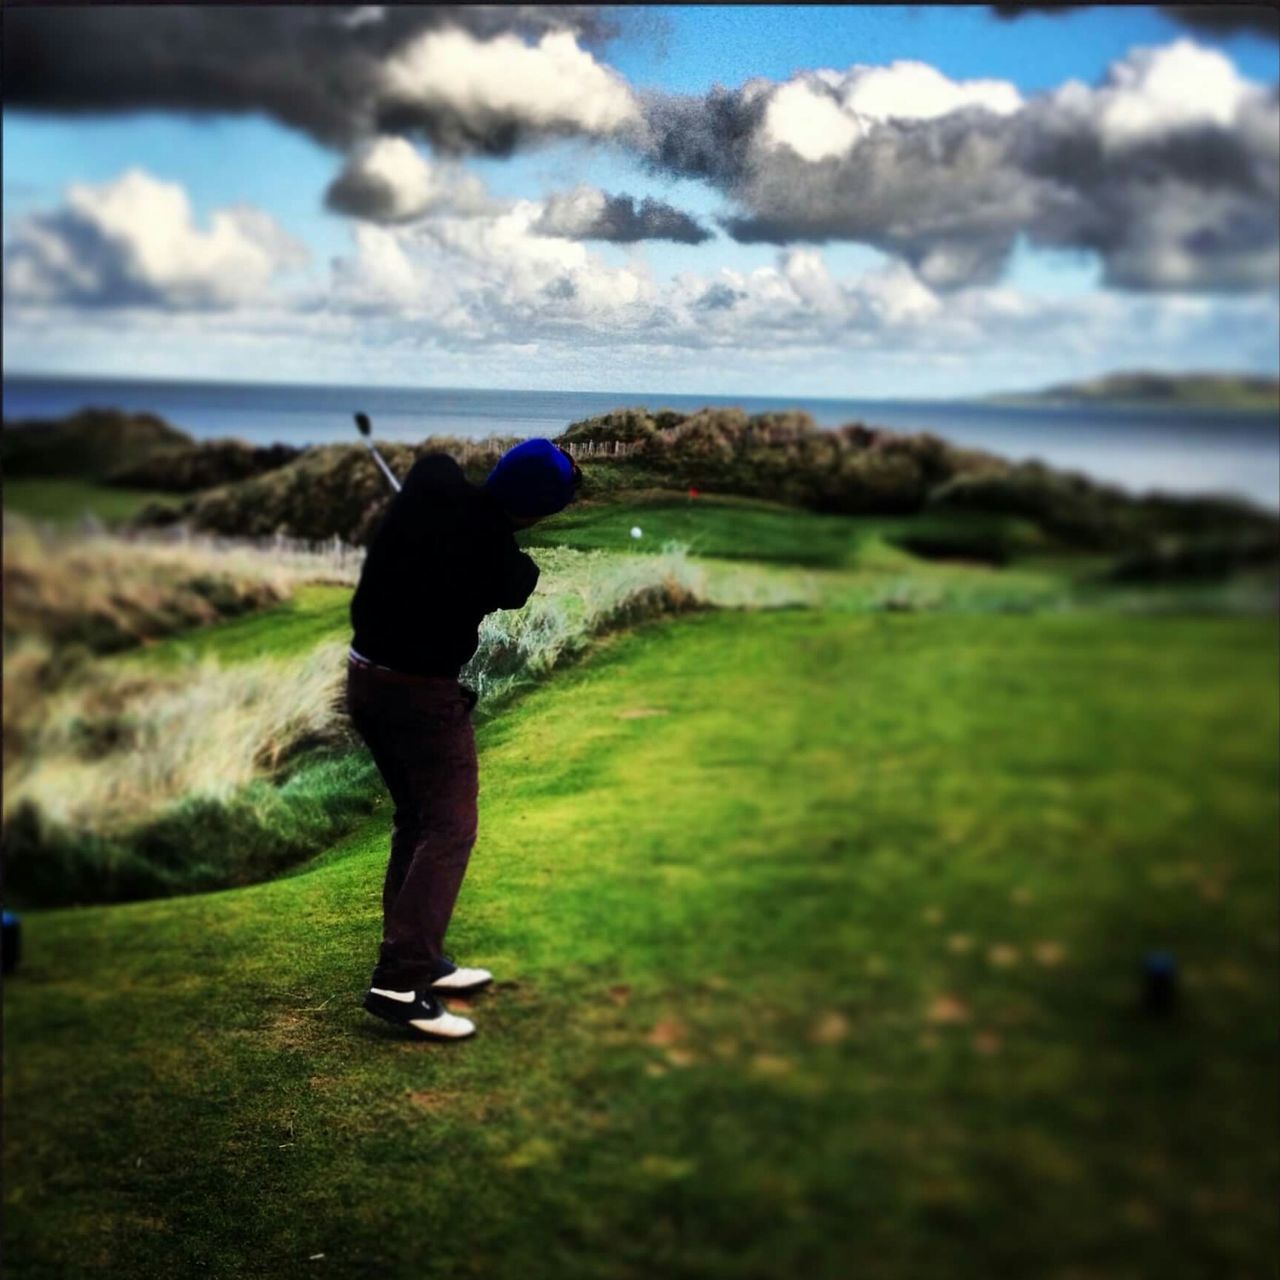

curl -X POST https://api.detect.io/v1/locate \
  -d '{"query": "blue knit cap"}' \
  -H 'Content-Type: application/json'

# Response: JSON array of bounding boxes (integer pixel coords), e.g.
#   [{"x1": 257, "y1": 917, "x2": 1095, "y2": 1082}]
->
[{"x1": 485, "y1": 439, "x2": 576, "y2": 518}]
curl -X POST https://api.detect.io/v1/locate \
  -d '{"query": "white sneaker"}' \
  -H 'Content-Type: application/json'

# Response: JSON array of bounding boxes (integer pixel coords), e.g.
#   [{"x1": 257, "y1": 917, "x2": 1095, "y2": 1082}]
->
[
  {"x1": 363, "y1": 987, "x2": 476, "y2": 1039},
  {"x1": 429, "y1": 957, "x2": 493, "y2": 994}
]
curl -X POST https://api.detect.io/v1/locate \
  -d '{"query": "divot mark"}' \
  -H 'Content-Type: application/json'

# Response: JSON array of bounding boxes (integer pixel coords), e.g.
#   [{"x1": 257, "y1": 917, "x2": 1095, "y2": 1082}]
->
[{"x1": 926, "y1": 994, "x2": 971, "y2": 1025}]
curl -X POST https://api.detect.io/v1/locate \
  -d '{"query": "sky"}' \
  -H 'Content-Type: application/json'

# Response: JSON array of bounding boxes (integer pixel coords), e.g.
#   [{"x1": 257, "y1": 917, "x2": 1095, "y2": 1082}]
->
[{"x1": 3, "y1": 4, "x2": 1278, "y2": 397}]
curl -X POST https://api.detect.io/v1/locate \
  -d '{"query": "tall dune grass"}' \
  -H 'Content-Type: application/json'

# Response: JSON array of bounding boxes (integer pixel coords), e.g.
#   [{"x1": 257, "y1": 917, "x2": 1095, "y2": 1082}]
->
[
  {"x1": 2, "y1": 514, "x2": 362, "y2": 656},
  {"x1": 5, "y1": 642, "x2": 354, "y2": 833},
  {"x1": 462, "y1": 545, "x2": 708, "y2": 702},
  {"x1": 3, "y1": 546, "x2": 712, "y2": 906},
  {"x1": 2, "y1": 515, "x2": 369, "y2": 808}
]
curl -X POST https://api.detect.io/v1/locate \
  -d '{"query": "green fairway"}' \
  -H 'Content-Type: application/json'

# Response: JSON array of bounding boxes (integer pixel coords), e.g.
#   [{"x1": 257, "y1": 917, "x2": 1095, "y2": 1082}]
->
[
  {"x1": 3, "y1": 479, "x2": 180, "y2": 527},
  {"x1": 5, "y1": 609, "x2": 1276, "y2": 1279},
  {"x1": 522, "y1": 493, "x2": 864, "y2": 565},
  {"x1": 521, "y1": 493, "x2": 1047, "y2": 570}
]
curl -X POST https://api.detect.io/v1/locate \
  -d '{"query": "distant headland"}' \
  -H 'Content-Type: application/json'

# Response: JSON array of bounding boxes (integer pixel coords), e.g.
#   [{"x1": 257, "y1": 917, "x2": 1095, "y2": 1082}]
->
[{"x1": 986, "y1": 372, "x2": 1280, "y2": 412}]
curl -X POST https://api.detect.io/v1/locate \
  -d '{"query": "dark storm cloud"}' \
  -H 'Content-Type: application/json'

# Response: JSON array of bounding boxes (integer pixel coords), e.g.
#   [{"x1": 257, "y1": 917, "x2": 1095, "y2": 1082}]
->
[
  {"x1": 1, "y1": 5, "x2": 623, "y2": 152},
  {"x1": 640, "y1": 87, "x2": 769, "y2": 187},
  {"x1": 534, "y1": 189, "x2": 713, "y2": 243},
  {"x1": 326, "y1": 162, "x2": 417, "y2": 223},
  {"x1": 639, "y1": 57, "x2": 1280, "y2": 292},
  {"x1": 713, "y1": 107, "x2": 1043, "y2": 288},
  {"x1": 991, "y1": 5, "x2": 1280, "y2": 40}
]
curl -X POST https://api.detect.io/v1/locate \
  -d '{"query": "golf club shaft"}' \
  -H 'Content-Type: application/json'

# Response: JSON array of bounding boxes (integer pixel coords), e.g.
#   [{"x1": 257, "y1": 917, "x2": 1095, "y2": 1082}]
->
[{"x1": 361, "y1": 436, "x2": 403, "y2": 493}]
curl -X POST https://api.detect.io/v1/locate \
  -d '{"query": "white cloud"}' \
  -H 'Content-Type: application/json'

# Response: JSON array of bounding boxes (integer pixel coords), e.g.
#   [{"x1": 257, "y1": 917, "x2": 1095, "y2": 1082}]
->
[
  {"x1": 1055, "y1": 38, "x2": 1257, "y2": 148},
  {"x1": 328, "y1": 208, "x2": 1242, "y2": 367},
  {"x1": 345, "y1": 212, "x2": 1264, "y2": 377},
  {"x1": 4, "y1": 169, "x2": 307, "y2": 310},
  {"x1": 831, "y1": 60, "x2": 1023, "y2": 123},
  {"x1": 780, "y1": 248, "x2": 845, "y2": 313},
  {"x1": 856, "y1": 260, "x2": 944, "y2": 326},
  {"x1": 532, "y1": 185, "x2": 611, "y2": 237},
  {"x1": 530, "y1": 185, "x2": 712, "y2": 243},
  {"x1": 762, "y1": 82, "x2": 866, "y2": 162},
  {"x1": 5, "y1": 33, "x2": 1278, "y2": 397},
  {"x1": 9, "y1": 239, "x2": 1277, "y2": 401},
  {"x1": 330, "y1": 224, "x2": 427, "y2": 311},
  {"x1": 761, "y1": 61, "x2": 1023, "y2": 162},
  {"x1": 325, "y1": 137, "x2": 495, "y2": 223},
  {"x1": 329, "y1": 200, "x2": 656, "y2": 336},
  {"x1": 379, "y1": 28, "x2": 642, "y2": 145},
  {"x1": 3, "y1": 6, "x2": 624, "y2": 150}
]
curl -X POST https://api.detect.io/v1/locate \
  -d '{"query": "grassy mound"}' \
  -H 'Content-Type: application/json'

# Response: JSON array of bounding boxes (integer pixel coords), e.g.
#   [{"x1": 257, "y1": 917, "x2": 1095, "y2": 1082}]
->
[
  {"x1": 1, "y1": 408, "x2": 193, "y2": 477},
  {"x1": 132, "y1": 436, "x2": 521, "y2": 544},
  {"x1": 107, "y1": 440, "x2": 302, "y2": 492},
  {"x1": 5, "y1": 609, "x2": 1276, "y2": 1278}
]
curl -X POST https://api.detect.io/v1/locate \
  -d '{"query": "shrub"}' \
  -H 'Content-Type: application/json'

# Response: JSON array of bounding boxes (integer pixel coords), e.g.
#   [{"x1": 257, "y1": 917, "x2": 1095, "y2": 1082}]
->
[
  {"x1": 887, "y1": 514, "x2": 1049, "y2": 566},
  {"x1": 2, "y1": 408, "x2": 193, "y2": 478},
  {"x1": 926, "y1": 462, "x2": 1129, "y2": 549},
  {"x1": 2, "y1": 516, "x2": 289, "y2": 656},
  {"x1": 568, "y1": 408, "x2": 979, "y2": 518},
  {"x1": 107, "y1": 440, "x2": 301, "y2": 492},
  {"x1": 563, "y1": 408, "x2": 659, "y2": 444},
  {"x1": 116, "y1": 405, "x2": 1280, "y2": 556},
  {"x1": 1105, "y1": 532, "x2": 1280, "y2": 582},
  {"x1": 131, "y1": 436, "x2": 523, "y2": 545}
]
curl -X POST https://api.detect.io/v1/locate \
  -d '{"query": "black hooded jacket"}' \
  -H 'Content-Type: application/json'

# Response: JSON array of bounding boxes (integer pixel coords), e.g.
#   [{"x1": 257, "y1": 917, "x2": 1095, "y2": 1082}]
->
[{"x1": 349, "y1": 453, "x2": 540, "y2": 678}]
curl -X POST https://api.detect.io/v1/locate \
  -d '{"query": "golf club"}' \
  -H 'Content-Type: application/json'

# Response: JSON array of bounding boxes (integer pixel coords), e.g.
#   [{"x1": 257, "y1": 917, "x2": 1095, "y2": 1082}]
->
[{"x1": 354, "y1": 411, "x2": 402, "y2": 493}]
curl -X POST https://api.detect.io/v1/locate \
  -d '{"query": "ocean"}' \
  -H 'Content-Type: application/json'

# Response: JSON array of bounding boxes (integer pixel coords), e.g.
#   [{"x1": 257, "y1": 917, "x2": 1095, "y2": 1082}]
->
[{"x1": 4, "y1": 373, "x2": 1278, "y2": 510}]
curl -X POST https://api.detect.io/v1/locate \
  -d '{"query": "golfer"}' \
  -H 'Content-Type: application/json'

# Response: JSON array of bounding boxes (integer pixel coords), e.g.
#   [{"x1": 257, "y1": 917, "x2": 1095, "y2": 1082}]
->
[{"x1": 347, "y1": 439, "x2": 581, "y2": 1040}]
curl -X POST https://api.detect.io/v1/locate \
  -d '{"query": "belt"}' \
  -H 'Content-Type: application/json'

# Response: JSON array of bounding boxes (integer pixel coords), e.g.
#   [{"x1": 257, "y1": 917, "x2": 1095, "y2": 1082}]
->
[
  {"x1": 348, "y1": 647, "x2": 477, "y2": 708},
  {"x1": 348, "y1": 646, "x2": 445, "y2": 682},
  {"x1": 348, "y1": 645, "x2": 405, "y2": 674}
]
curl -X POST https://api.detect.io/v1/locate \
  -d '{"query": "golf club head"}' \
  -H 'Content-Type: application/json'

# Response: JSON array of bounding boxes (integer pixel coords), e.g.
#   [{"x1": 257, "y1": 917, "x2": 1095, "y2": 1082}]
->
[{"x1": 354, "y1": 412, "x2": 372, "y2": 438}]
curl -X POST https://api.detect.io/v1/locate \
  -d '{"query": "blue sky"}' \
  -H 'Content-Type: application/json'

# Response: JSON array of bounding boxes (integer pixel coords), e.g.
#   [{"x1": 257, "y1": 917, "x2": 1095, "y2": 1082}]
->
[
  {"x1": 611, "y1": 4, "x2": 1279, "y2": 92},
  {"x1": 3, "y1": 5, "x2": 1277, "y2": 395}
]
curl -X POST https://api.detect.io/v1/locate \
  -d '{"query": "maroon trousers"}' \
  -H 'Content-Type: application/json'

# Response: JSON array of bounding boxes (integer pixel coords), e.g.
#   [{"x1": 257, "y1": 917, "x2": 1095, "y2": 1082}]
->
[{"x1": 345, "y1": 657, "x2": 479, "y2": 991}]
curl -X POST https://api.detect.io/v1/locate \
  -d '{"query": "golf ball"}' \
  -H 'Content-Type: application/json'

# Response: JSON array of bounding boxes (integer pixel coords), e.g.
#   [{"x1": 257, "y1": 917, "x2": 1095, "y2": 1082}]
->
[{"x1": 630, "y1": 526, "x2": 643, "y2": 539}]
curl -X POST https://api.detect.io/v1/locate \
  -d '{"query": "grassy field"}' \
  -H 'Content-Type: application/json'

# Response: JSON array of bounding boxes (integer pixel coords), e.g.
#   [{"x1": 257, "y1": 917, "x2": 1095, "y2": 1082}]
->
[
  {"x1": 112, "y1": 584, "x2": 353, "y2": 670},
  {"x1": 5, "y1": 606, "x2": 1277, "y2": 1279},
  {"x1": 2, "y1": 479, "x2": 181, "y2": 527},
  {"x1": 4, "y1": 480, "x2": 1277, "y2": 1276}
]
